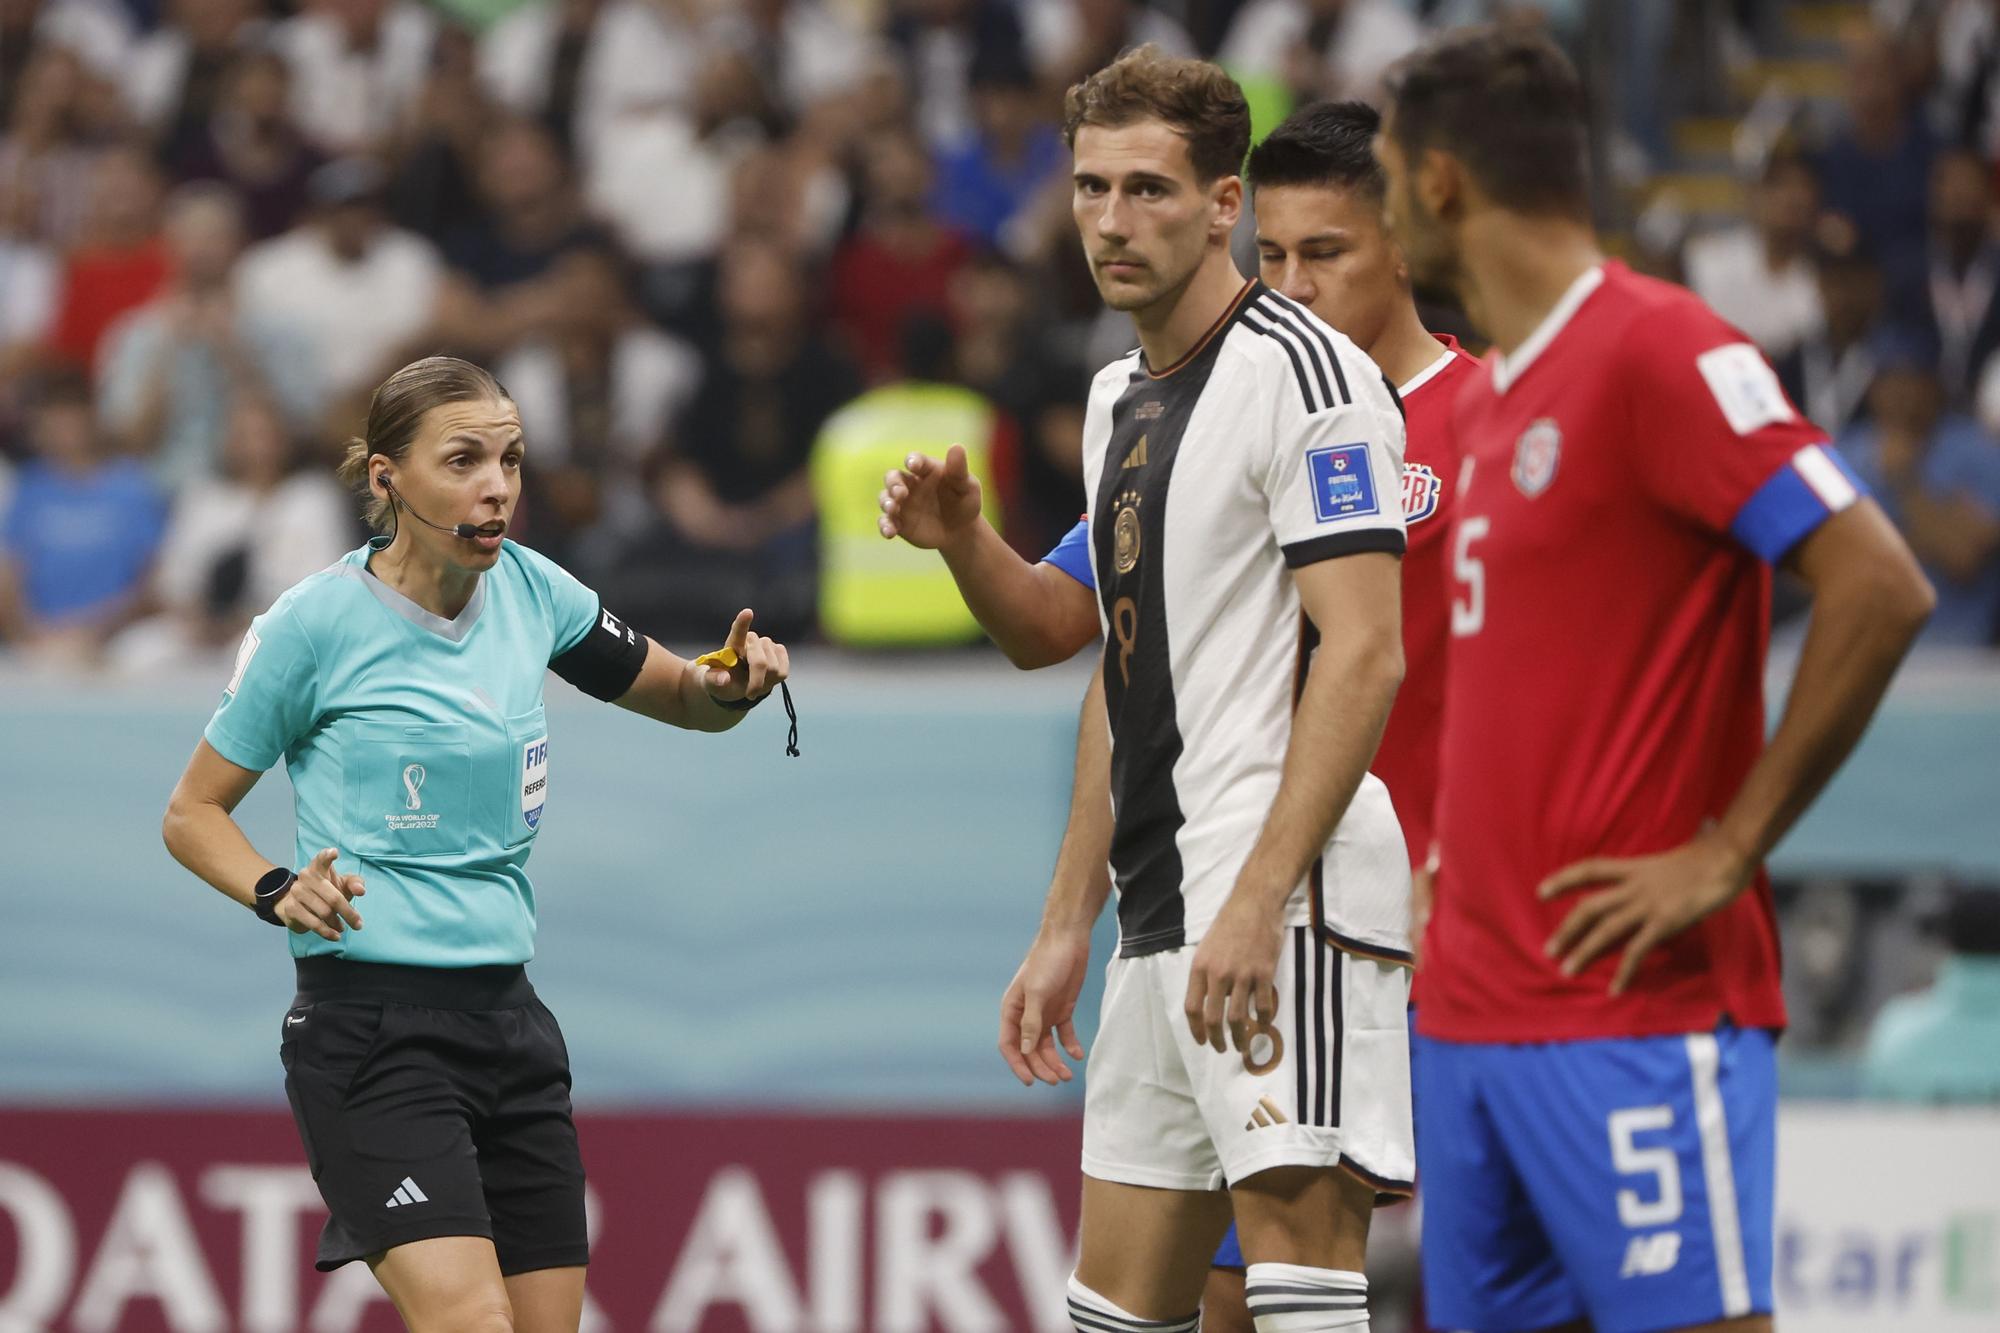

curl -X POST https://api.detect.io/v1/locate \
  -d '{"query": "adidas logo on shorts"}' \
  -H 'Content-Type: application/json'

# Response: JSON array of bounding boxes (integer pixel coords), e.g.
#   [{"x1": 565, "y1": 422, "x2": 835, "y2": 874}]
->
[
  {"x1": 1244, "y1": 1096, "x2": 1290, "y2": 1132},
  {"x1": 385, "y1": 1177, "x2": 429, "y2": 1209}
]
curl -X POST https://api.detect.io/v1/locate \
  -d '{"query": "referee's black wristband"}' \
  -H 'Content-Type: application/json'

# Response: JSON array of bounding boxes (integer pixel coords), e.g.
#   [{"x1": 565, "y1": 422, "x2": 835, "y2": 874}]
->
[{"x1": 252, "y1": 866, "x2": 296, "y2": 926}]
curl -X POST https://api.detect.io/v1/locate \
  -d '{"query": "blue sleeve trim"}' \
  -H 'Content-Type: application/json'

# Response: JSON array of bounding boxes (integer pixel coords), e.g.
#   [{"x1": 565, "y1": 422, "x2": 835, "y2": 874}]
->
[
  {"x1": 1729, "y1": 446, "x2": 1868, "y2": 564},
  {"x1": 1041, "y1": 518, "x2": 1094, "y2": 589}
]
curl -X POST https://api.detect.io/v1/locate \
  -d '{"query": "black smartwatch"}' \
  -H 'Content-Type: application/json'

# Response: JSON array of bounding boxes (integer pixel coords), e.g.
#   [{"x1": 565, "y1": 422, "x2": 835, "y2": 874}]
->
[{"x1": 252, "y1": 866, "x2": 297, "y2": 926}]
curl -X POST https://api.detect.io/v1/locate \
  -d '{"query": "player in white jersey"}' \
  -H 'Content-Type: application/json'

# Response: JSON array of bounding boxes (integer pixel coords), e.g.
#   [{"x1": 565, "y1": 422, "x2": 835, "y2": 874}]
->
[{"x1": 1007, "y1": 48, "x2": 1412, "y2": 1333}]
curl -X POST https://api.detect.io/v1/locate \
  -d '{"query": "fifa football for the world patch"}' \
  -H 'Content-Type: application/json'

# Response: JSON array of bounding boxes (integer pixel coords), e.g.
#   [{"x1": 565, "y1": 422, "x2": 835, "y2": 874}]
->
[{"x1": 1307, "y1": 443, "x2": 1380, "y2": 522}]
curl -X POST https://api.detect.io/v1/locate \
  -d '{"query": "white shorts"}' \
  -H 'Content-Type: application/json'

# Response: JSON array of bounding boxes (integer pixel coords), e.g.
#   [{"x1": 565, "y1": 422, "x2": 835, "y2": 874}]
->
[{"x1": 1081, "y1": 927, "x2": 1414, "y2": 1195}]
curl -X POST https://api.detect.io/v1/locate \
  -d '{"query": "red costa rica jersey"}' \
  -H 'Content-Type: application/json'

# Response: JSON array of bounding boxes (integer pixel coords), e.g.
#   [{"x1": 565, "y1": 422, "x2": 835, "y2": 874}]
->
[
  {"x1": 1377, "y1": 334, "x2": 1479, "y2": 871},
  {"x1": 1420, "y1": 261, "x2": 1867, "y2": 1042}
]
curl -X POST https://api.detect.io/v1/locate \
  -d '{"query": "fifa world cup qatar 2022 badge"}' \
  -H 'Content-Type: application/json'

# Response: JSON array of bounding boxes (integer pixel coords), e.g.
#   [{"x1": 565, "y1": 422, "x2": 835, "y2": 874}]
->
[
  {"x1": 386, "y1": 763, "x2": 440, "y2": 832},
  {"x1": 1512, "y1": 418, "x2": 1562, "y2": 498},
  {"x1": 521, "y1": 735, "x2": 548, "y2": 830}
]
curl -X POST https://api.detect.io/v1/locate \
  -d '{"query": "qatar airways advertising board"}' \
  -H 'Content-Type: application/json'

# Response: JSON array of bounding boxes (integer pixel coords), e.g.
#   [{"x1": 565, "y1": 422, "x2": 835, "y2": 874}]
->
[
  {"x1": 1, "y1": 1107, "x2": 1996, "y2": 1331},
  {"x1": 0, "y1": 1111, "x2": 1081, "y2": 1332}
]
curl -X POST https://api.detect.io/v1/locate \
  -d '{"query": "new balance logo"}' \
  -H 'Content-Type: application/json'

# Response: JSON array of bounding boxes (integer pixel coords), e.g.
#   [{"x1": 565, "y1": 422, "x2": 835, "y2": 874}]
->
[
  {"x1": 1620, "y1": 1231, "x2": 1681, "y2": 1278},
  {"x1": 385, "y1": 1177, "x2": 430, "y2": 1209},
  {"x1": 1244, "y1": 1096, "x2": 1290, "y2": 1132},
  {"x1": 1121, "y1": 434, "x2": 1149, "y2": 469}
]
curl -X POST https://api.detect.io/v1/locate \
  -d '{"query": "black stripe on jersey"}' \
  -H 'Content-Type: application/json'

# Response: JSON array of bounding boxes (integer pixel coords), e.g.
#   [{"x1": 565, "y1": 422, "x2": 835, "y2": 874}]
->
[
  {"x1": 1312, "y1": 931, "x2": 1329, "y2": 1126},
  {"x1": 1097, "y1": 341, "x2": 1224, "y2": 957},
  {"x1": 1293, "y1": 928, "x2": 1310, "y2": 1125},
  {"x1": 1252, "y1": 297, "x2": 1336, "y2": 410},
  {"x1": 1264, "y1": 290, "x2": 1350, "y2": 404},
  {"x1": 1241, "y1": 308, "x2": 1319, "y2": 414},
  {"x1": 1281, "y1": 526, "x2": 1407, "y2": 569},
  {"x1": 1328, "y1": 946, "x2": 1345, "y2": 1127}
]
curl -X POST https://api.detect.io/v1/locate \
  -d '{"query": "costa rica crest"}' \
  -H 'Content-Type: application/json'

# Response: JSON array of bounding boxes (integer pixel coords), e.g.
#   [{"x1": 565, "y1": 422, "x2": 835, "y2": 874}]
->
[
  {"x1": 1402, "y1": 463, "x2": 1442, "y2": 523},
  {"x1": 1511, "y1": 418, "x2": 1562, "y2": 498}
]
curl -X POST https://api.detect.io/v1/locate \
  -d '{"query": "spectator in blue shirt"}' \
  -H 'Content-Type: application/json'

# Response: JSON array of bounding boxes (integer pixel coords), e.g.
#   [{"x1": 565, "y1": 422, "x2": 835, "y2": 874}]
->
[
  {"x1": 1838, "y1": 326, "x2": 2000, "y2": 645},
  {"x1": 929, "y1": 43, "x2": 1067, "y2": 256},
  {"x1": 0, "y1": 371, "x2": 168, "y2": 666},
  {"x1": 1816, "y1": 23, "x2": 1938, "y2": 263}
]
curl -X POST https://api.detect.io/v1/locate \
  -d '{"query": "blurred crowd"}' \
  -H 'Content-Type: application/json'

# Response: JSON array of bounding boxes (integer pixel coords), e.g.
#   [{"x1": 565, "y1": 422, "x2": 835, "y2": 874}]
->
[
  {"x1": 1655, "y1": 3, "x2": 2000, "y2": 647},
  {"x1": 4, "y1": 0, "x2": 2000, "y2": 673}
]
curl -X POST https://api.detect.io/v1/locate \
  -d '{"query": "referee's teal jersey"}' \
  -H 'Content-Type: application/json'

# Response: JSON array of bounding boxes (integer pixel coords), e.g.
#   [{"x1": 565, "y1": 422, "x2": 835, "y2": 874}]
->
[{"x1": 205, "y1": 539, "x2": 601, "y2": 967}]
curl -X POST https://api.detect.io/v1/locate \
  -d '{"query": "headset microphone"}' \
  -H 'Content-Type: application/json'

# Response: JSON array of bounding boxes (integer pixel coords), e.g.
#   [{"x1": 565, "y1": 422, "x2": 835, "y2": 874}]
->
[{"x1": 380, "y1": 477, "x2": 485, "y2": 540}]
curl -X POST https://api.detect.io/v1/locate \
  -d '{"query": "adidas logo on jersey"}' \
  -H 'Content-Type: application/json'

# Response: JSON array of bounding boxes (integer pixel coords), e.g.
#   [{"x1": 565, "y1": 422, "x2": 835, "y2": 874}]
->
[
  {"x1": 1121, "y1": 435, "x2": 1150, "y2": 469},
  {"x1": 385, "y1": 1177, "x2": 430, "y2": 1209},
  {"x1": 1243, "y1": 1096, "x2": 1290, "y2": 1132},
  {"x1": 1620, "y1": 1231, "x2": 1681, "y2": 1278}
]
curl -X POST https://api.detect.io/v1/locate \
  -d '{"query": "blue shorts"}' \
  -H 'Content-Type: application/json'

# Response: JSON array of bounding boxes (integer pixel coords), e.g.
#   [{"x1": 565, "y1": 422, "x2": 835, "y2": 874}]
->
[
  {"x1": 1413, "y1": 1025, "x2": 1776, "y2": 1333},
  {"x1": 1214, "y1": 1222, "x2": 1243, "y2": 1269}
]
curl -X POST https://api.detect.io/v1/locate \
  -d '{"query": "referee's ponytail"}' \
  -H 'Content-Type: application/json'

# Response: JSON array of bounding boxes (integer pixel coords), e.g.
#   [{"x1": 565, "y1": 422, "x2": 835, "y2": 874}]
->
[{"x1": 339, "y1": 356, "x2": 510, "y2": 533}]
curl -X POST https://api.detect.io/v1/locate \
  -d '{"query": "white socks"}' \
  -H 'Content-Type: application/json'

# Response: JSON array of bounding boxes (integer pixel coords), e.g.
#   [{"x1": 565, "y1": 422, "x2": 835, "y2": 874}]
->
[
  {"x1": 1066, "y1": 1274, "x2": 1200, "y2": 1333},
  {"x1": 1243, "y1": 1263, "x2": 1369, "y2": 1331}
]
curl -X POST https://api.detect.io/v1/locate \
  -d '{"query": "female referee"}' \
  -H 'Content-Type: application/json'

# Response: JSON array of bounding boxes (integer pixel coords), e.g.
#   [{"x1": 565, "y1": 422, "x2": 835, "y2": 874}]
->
[{"x1": 161, "y1": 356, "x2": 790, "y2": 1333}]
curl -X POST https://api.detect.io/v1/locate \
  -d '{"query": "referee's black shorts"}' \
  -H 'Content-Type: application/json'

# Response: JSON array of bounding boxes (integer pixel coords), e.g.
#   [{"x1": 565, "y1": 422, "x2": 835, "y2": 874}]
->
[{"x1": 280, "y1": 957, "x2": 588, "y2": 1274}]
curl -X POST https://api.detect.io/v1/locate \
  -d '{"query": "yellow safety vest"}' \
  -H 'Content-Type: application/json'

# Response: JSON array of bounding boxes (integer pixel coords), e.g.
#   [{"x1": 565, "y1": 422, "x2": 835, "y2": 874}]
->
[{"x1": 811, "y1": 381, "x2": 1002, "y2": 647}]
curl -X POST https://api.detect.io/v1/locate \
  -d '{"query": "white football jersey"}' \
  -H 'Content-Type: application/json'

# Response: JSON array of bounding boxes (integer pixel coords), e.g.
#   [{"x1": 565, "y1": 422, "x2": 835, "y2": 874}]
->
[{"x1": 1083, "y1": 281, "x2": 1412, "y2": 960}]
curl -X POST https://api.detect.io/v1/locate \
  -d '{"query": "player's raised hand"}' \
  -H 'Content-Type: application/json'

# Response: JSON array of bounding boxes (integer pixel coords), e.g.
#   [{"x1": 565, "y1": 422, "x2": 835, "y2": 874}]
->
[
  {"x1": 1185, "y1": 896, "x2": 1283, "y2": 1056},
  {"x1": 1539, "y1": 826, "x2": 1755, "y2": 995},
  {"x1": 1000, "y1": 927, "x2": 1090, "y2": 1087},
  {"x1": 878, "y1": 445, "x2": 983, "y2": 550},
  {"x1": 278, "y1": 847, "x2": 365, "y2": 942},
  {"x1": 700, "y1": 609, "x2": 791, "y2": 704}
]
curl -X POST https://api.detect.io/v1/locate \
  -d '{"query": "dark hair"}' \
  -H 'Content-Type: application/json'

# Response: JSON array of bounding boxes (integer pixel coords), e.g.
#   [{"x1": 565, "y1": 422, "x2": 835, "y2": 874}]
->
[
  {"x1": 1245, "y1": 100, "x2": 1385, "y2": 202},
  {"x1": 1063, "y1": 45, "x2": 1251, "y2": 185},
  {"x1": 1758, "y1": 144, "x2": 1817, "y2": 190},
  {"x1": 898, "y1": 310, "x2": 957, "y2": 383},
  {"x1": 1385, "y1": 25, "x2": 1591, "y2": 220},
  {"x1": 27, "y1": 367, "x2": 93, "y2": 412},
  {"x1": 336, "y1": 356, "x2": 509, "y2": 533}
]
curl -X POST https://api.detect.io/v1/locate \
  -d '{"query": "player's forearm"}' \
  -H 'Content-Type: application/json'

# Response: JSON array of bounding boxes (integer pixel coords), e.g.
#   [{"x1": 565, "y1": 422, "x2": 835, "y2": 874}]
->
[
  {"x1": 940, "y1": 518, "x2": 1092, "y2": 668},
  {"x1": 1232, "y1": 629, "x2": 1403, "y2": 910},
  {"x1": 1717, "y1": 508, "x2": 1933, "y2": 866},
  {"x1": 1040, "y1": 671, "x2": 1115, "y2": 934},
  {"x1": 162, "y1": 798, "x2": 278, "y2": 910}
]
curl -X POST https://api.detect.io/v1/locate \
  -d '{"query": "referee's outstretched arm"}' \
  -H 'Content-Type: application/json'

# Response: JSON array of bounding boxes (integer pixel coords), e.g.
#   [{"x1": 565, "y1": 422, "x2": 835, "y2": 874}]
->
[
  {"x1": 163, "y1": 748, "x2": 366, "y2": 940},
  {"x1": 598, "y1": 607, "x2": 790, "y2": 731}
]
